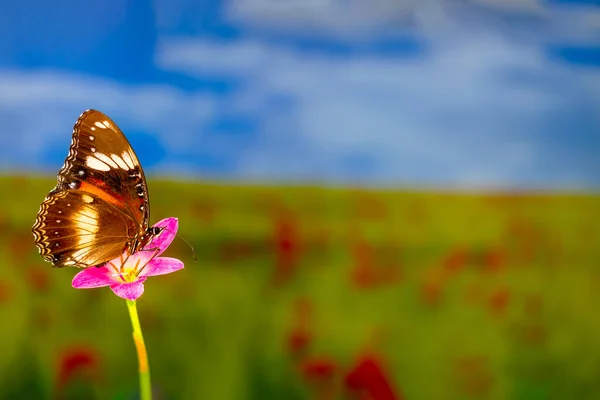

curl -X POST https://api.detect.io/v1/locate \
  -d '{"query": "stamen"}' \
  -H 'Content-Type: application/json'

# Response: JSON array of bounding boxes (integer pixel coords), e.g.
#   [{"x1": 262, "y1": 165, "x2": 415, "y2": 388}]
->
[
  {"x1": 108, "y1": 261, "x2": 119, "y2": 274},
  {"x1": 107, "y1": 262, "x2": 126, "y2": 284},
  {"x1": 119, "y1": 253, "x2": 130, "y2": 273},
  {"x1": 136, "y1": 248, "x2": 160, "y2": 276},
  {"x1": 133, "y1": 258, "x2": 142, "y2": 276}
]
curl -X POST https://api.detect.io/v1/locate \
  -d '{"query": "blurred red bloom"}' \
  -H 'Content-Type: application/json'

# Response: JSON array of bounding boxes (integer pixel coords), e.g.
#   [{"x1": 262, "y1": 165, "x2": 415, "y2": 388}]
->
[
  {"x1": 0, "y1": 280, "x2": 13, "y2": 303},
  {"x1": 481, "y1": 248, "x2": 507, "y2": 274},
  {"x1": 489, "y1": 287, "x2": 510, "y2": 315},
  {"x1": 288, "y1": 329, "x2": 311, "y2": 357},
  {"x1": 9, "y1": 232, "x2": 33, "y2": 262},
  {"x1": 56, "y1": 346, "x2": 101, "y2": 394},
  {"x1": 300, "y1": 358, "x2": 338, "y2": 382},
  {"x1": 349, "y1": 234, "x2": 401, "y2": 290},
  {"x1": 287, "y1": 298, "x2": 313, "y2": 356},
  {"x1": 25, "y1": 268, "x2": 50, "y2": 293},
  {"x1": 345, "y1": 356, "x2": 402, "y2": 400},
  {"x1": 300, "y1": 357, "x2": 339, "y2": 400},
  {"x1": 443, "y1": 247, "x2": 468, "y2": 275},
  {"x1": 272, "y1": 213, "x2": 301, "y2": 285},
  {"x1": 189, "y1": 198, "x2": 217, "y2": 225},
  {"x1": 519, "y1": 323, "x2": 547, "y2": 345},
  {"x1": 351, "y1": 239, "x2": 377, "y2": 288},
  {"x1": 419, "y1": 267, "x2": 446, "y2": 306},
  {"x1": 454, "y1": 356, "x2": 493, "y2": 397}
]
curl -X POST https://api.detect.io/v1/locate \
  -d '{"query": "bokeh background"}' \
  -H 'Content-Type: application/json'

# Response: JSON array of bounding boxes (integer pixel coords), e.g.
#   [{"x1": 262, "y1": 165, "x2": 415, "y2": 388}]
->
[{"x1": 1, "y1": 0, "x2": 600, "y2": 399}]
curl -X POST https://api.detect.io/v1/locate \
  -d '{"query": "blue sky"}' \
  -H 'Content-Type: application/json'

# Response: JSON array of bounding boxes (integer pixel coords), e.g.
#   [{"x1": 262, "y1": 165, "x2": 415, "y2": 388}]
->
[{"x1": 0, "y1": 0, "x2": 599, "y2": 190}]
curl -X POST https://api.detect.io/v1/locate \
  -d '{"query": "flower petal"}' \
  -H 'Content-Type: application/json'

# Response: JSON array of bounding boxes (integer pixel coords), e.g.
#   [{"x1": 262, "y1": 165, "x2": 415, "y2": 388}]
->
[
  {"x1": 140, "y1": 257, "x2": 184, "y2": 277},
  {"x1": 121, "y1": 250, "x2": 155, "y2": 270},
  {"x1": 110, "y1": 278, "x2": 147, "y2": 301},
  {"x1": 72, "y1": 266, "x2": 116, "y2": 289},
  {"x1": 145, "y1": 217, "x2": 178, "y2": 256}
]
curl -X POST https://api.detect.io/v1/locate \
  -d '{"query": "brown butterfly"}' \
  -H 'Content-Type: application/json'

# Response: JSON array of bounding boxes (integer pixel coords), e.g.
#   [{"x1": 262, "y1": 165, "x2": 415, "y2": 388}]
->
[{"x1": 32, "y1": 109, "x2": 161, "y2": 268}]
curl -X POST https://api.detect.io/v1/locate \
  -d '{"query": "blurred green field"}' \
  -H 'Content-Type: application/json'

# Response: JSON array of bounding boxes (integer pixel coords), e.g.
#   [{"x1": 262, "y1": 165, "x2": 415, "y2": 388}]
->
[{"x1": 0, "y1": 176, "x2": 599, "y2": 400}]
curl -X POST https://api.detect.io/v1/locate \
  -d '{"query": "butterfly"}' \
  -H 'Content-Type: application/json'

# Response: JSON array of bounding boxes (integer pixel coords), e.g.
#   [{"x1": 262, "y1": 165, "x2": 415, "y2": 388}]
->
[{"x1": 32, "y1": 109, "x2": 162, "y2": 268}]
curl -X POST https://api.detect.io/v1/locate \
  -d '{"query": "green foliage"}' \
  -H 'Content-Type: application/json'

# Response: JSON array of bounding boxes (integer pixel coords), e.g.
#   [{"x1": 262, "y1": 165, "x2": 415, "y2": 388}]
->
[{"x1": 0, "y1": 176, "x2": 599, "y2": 399}]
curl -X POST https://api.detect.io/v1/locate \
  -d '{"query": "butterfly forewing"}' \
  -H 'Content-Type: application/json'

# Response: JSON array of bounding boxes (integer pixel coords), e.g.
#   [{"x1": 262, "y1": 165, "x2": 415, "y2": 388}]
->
[
  {"x1": 32, "y1": 109, "x2": 152, "y2": 268},
  {"x1": 57, "y1": 110, "x2": 149, "y2": 227}
]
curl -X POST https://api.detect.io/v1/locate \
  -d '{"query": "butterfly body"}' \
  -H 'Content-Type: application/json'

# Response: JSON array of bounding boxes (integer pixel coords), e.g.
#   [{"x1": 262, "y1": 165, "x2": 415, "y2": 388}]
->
[{"x1": 33, "y1": 110, "x2": 158, "y2": 268}]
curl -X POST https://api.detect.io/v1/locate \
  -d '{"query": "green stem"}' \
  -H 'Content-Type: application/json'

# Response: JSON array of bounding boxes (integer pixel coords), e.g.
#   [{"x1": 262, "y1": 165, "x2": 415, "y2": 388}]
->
[{"x1": 126, "y1": 300, "x2": 152, "y2": 400}]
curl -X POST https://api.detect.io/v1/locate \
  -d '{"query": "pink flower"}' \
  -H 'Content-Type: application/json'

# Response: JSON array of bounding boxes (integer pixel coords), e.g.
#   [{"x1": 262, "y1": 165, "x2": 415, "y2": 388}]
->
[{"x1": 72, "y1": 217, "x2": 184, "y2": 301}]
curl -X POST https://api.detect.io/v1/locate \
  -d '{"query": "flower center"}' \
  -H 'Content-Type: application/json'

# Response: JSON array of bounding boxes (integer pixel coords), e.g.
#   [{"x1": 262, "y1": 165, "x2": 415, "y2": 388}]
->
[{"x1": 108, "y1": 254, "x2": 143, "y2": 283}]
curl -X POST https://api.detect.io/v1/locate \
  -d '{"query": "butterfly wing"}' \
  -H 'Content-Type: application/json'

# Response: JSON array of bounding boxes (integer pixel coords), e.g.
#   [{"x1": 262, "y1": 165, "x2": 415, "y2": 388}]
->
[
  {"x1": 32, "y1": 109, "x2": 151, "y2": 268},
  {"x1": 33, "y1": 190, "x2": 140, "y2": 267},
  {"x1": 57, "y1": 109, "x2": 150, "y2": 227}
]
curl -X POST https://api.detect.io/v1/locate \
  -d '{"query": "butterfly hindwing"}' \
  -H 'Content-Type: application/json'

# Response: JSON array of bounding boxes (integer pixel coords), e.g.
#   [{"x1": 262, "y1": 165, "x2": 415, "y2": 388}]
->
[
  {"x1": 33, "y1": 109, "x2": 153, "y2": 268},
  {"x1": 33, "y1": 189, "x2": 139, "y2": 267}
]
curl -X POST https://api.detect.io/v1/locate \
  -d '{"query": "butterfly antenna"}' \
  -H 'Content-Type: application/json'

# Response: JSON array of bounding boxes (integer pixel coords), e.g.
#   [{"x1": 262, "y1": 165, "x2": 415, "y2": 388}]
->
[
  {"x1": 161, "y1": 227, "x2": 197, "y2": 262},
  {"x1": 178, "y1": 234, "x2": 198, "y2": 262}
]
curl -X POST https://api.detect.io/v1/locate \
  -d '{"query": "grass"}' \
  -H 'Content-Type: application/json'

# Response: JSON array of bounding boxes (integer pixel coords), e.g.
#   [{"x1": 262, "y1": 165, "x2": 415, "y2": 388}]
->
[{"x1": 0, "y1": 175, "x2": 598, "y2": 399}]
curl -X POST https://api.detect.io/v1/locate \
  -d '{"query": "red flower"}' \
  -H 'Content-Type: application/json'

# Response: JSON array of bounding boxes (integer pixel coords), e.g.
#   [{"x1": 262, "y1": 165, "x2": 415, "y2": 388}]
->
[
  {"x1": 443, "y1": 247, "x2": 468, "y2": 275},
  {"x1": 272, "y1": 213, "x2": 300, "y2": 285},
  {"x1": 345, "y1": 356, "x2": 402, "y2": 400},
  {"x1": 0, "y1": 280, "x2": 13, "y2": 303},
  {"x1": 419, "y1": 267, "x2": 446, "y2": 306},
  {"x1": 300, "y1": 358, "x2": 338, "y2": 382},
  {"x1": 287, "y1": 298, "x2": 313, "y2": 356},
  {"x1": 453, "y1": 356, "x2": 493, "y2": 397},
  {"x1": 482, "y1": 248, "x2": 506, "y2": 274},
  {"x1": 25, "y1": 268, "x2": 50, "y2": 293},
  {"x1": 300, "y1": 357, "x2": 339, "y2": 400},
  {"x1": 489, "y1": 287, "x2": 510, "y2": 315},
  {"x1": 56, "y1": 346, "x2": 100, "y2": 394},
  {"x1": 288, "y1": 329, "x2": 311, "y2": 356}
]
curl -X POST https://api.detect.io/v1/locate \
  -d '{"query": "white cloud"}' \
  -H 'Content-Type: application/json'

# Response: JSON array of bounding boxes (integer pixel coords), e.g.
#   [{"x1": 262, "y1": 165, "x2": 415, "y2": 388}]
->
[
  {"x1": 3, "y1": 0, "x2": 600, "y2": 189},
  {"x1": 222, "y1": 0, "x2": 600, "y2": 51},
  {"x1": 0, "y1": 69, "x2": 218, "y2": 170},
  {"x1": 156, "y1": 39, "x2": 272, "y2": 76},
  {"x1": 470, "y1": 0, "x2": 545, "y2": 13},
  {"x1": 225, "y1": 0, "x2": 416, "y2": 39},
  {"x1": 222, "y1": 0, "x2": 559, "y2": 40},
  {"x1": 155, "y1": 30, "x2": 600, "y2": 188}
]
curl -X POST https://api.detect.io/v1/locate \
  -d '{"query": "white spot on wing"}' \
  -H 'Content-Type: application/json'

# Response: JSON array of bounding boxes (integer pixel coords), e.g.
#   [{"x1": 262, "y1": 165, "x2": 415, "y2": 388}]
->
[
  {"x1": 94, "y1": 121, "x2": 106, "y2": 129},
  {"x1": 110, "y1": 154, "x2": 130, "y2": 170},
  {"x1": 71, "y1": 249, "x2": 89, "y2": 260},
  {"x1": 77, "y1": 207, "x2": 99, "y2": 226},
  {"x1": 81, "y1": 194, "x2": 94, "y2": 204},
  {"x1": 72, "y1": 206, "x2": 100, "y2": 258},
  {"x1": 86, "y1": 155, "x2": 111, "y2": 171},
  {"x1": 95, "y1": 153, "x2": 119, "y2": 169},
  {"x1": 121, "y1": 151, "x2": 136, "y2": 169}
]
